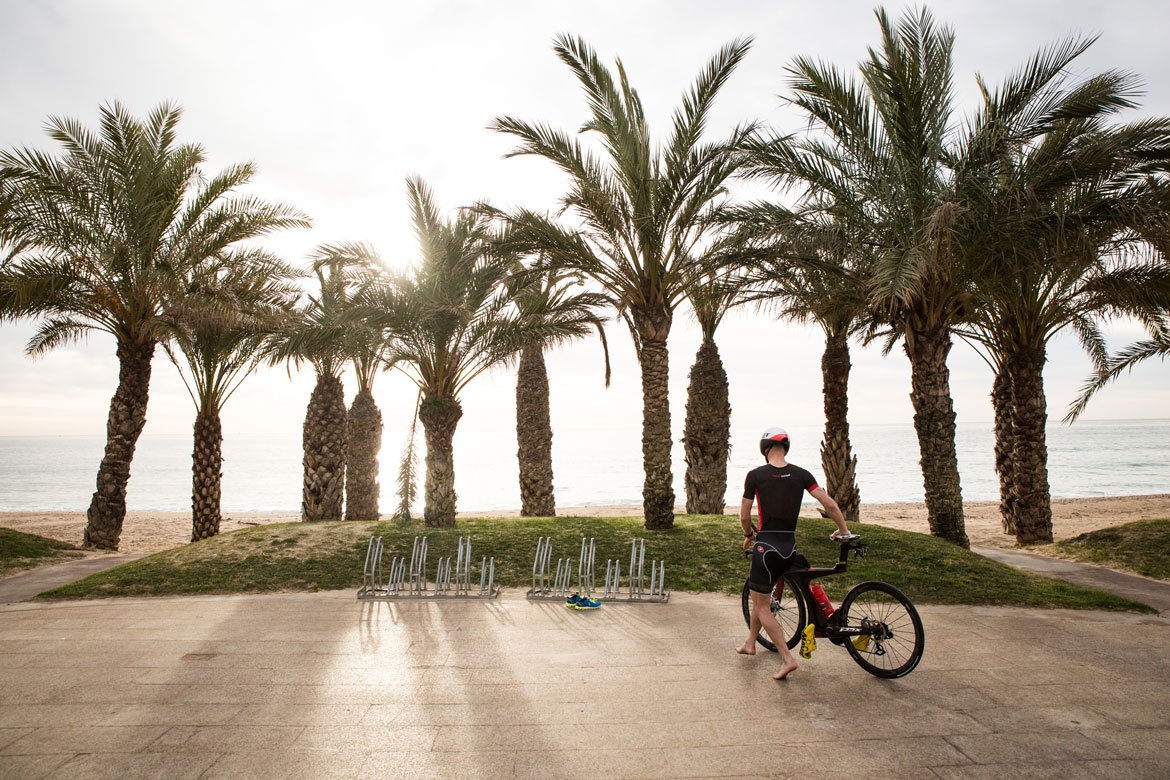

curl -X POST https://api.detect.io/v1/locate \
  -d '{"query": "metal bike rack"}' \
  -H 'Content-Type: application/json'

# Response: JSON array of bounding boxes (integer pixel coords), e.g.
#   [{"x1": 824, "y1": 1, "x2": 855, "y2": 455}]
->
[
  {"x1": 527, "y1": 536, "x2": 577, "y2": 600},
  {"x1": 530, "y1": 536, "x2": 553, "y2": 595},
  {"x1": 357, "y1": 536, "x2": 386, "y2": 598},
  {"x1": 578, "y1": 536, "x2": 596, "y2": 594},
  {"x1": 603, "y1": 538, "x2": 668, "y2": 603},
  {"x1": 434, "y1": 536, "x2": 496, "y2": 597},
  {"x1": 407, "y1": 536, "x2": 428, "y2": 595},
  {"x1": 357, "y1": 535, "x2": 498, "y2": 600},
  {"x1": 528, "y1": 536, "x2": 668, "y2": 603}
]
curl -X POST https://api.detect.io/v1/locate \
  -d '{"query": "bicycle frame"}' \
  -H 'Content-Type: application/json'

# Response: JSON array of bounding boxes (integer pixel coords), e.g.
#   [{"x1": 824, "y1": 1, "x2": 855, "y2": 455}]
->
[{"x1": 779, "y1": 540, "x2": 870, "y2": 642}]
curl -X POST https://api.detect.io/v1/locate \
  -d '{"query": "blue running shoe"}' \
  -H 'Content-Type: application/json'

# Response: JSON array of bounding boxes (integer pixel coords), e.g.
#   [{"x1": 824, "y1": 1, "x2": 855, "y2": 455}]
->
[
  {"x1": 576, "y1": 596, "x2": 602, "y2": 610},
  {"x1": 565, "y1": 593, "x2": 583, "y2": 608}
]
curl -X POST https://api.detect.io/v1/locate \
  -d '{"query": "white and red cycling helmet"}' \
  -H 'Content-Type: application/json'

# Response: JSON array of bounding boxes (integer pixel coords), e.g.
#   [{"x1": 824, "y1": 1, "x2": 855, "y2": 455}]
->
[{"x1": 759, "y1": 427, "x2": 790, "y2": 457}]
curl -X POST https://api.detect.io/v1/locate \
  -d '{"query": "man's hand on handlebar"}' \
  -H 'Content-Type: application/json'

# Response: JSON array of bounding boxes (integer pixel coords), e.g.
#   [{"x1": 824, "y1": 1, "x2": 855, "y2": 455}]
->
[{"x1": 831, "y1": 530, "x2": 861, "y2": 542}]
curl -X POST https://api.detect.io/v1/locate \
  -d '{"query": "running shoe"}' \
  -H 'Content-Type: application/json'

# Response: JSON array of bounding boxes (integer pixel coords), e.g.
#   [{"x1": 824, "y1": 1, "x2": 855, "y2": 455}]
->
[
  {"x1": 565, "y1": 593, "x2": 583, "y2": 608},
  {"x1": 575, "y1": 596, "x2": 602, "y2": 610},
  {"x1": 799, "y1": 624, "x2": 817, "y2": 659}
]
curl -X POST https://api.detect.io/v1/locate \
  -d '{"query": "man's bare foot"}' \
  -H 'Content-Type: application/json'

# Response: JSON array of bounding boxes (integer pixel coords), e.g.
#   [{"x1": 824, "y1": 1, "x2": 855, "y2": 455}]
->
[
  {"x1": 772, "y1": 659, "x2": 798, "y2": 680},
  {"x1": 735, "y1": 643, "x2": 756, "y2": 656}
]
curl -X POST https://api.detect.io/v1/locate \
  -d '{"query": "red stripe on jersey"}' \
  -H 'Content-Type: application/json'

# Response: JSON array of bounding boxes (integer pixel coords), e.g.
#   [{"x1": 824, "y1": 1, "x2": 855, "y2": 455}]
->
[
  {"x1": 807, "y1": 483, "x2": 819, "y2": 493},
  {"x1": 755, "y1": 490, "x2": 763, "y2": 532}
]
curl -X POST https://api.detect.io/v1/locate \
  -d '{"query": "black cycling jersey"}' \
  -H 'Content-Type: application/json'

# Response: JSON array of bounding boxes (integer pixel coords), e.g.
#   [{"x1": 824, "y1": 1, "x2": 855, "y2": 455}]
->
[
  {"x1": 742, "y1": 463, "x2": 820, "y2": 534},
  {"x1": 743, "y1": 462, "x2": 820, "y2": 593}
]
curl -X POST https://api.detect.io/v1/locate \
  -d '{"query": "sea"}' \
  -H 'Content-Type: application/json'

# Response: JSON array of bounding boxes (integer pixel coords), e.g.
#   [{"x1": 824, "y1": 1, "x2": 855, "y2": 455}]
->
[{"x1": 0, "y1": 419, "x2": 1167, "y2": 513}]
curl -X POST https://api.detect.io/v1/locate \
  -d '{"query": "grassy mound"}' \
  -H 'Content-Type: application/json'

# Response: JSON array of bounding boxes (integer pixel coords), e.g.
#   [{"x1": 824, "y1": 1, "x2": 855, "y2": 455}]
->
[
  {"x1": 1055, "y1": 518, "x2": 1170, "y2": 581},
  {"x1": 40, "y1": 515, "x2": 1152, "y2": 611},
  {"x1": 0, "y1": 528, "x2": 84, "y2": 577}
]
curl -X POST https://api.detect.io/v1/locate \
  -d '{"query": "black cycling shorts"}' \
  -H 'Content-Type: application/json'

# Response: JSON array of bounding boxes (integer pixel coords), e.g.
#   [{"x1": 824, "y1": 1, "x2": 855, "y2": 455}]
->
[{"x1": 747, "y1": 531, "x2": 800, "y2": 594}]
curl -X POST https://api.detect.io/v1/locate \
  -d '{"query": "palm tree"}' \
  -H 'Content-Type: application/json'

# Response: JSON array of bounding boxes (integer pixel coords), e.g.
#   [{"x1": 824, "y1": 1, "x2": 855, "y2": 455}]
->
[
  {"x1": 363, "y1": 178, "x2": 527, "y2": 527},
  {"x1": 681, "y1": 270, "x2": 740, "y2": 515},
  {"x1": 346, "y1": 344, "x2": 386, "y2": 522},
  {"x1": 162, "y1": 253, "x2": 299, "y2": 541},
  {"x1": 339, "y1": 246, "x2": 392, "y2": 522},
  {"x1": 511, "y1": 266, "x2": 611, "y2": 517},
  {"x1": 268, "y1": 245, "x2": 373, "y2": 521},
  {"x1": 490, "y1": 34, "x2": 754, "y2": 530},
  {"x1": 0, "y1": 102, "x2": 307, "y2": 549},
  {"x1": 391, "y1": 392, "x2": 422, "y2": 522},
  {"x1": 808, "y1": 256, "x2": 867, "y2": 526},
  {"x1": 742, "y1": 9, "x2": 982, "y2": 546},
  {"x1": 954, "y1": 51, "x2": 1170, "y2": 542},
  {"x1": 736, "y1": 33, "x2": 890, "y2": 523},
  {"x1": 731, "y1": 213, "x2": 870, "y2": 523}
]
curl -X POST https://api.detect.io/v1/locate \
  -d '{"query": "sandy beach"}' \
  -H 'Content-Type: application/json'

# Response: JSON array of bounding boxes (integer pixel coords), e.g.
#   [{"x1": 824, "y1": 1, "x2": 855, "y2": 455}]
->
[{"x1": 2, "y1": 494, "x2": 1168, "y2": 556}]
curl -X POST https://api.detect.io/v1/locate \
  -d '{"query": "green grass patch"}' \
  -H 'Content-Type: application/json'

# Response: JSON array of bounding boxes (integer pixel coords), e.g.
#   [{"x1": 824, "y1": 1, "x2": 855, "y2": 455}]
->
[
  {"x1": 40, "y1": 515, "x2": 1152, "y2": 611},
  {"x1": 0, "y1": 528, "x2": 84, "y2": 577},
  {"x1": 1055, "y1": 518, "x2": 1170, "y2": 581}
]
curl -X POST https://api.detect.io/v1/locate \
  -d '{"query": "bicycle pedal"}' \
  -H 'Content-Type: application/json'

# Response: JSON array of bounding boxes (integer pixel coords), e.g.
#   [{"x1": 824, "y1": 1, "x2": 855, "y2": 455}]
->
[
  {"x1": 799, "y1": 624, "x2": 817, "y2": 659},
  {"x1": 851, "y1": 635, "x2": 871, "y2": 652}
]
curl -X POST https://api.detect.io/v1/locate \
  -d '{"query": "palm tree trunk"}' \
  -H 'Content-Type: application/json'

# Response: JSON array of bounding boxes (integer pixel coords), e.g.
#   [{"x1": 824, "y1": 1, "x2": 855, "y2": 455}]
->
[
  {"x1": 345, "y1": 388, "x2": 383, "y2": 521},
  {"x1": 991, "y1": 361, "x2": 1019, "y2": 536},
  {"x1": 905, "y1": 327, "x2": 969, "y2": 547},
  {"x1": 419, "y1": 395, "x2": 462, "y2": 527},
  {"x1": 516, "y1": 344, "x2": 555, "y2": 517},
  {"x1": 191, "y1": 408, "x2": 223, "y2": 541},
  {"x1": 683, "y1": 337, "x2": 730, "y2": 515},
  {"x1": 84, "y1": 339, "x2": 155, "y2": 550},
  {"x1": 819, "y1": 331, "x2": 860, "y2": 523},
  {"x1": 1009, "y1": 346, "x2": 1054, "y2": 544},
  {"x1": 302, "y1": 373, "x2": 347, "y2": 521},
  {"x1": 635, "y1": 308, "x2": 675, "y2": 530}
]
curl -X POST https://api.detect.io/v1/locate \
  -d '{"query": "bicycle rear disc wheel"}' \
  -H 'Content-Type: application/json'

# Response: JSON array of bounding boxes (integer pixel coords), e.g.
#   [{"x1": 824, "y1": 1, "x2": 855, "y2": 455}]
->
[
  {"x1": 839, "y1": 581, "x2": 924, "y2": 678},
  {"x1": 741, "y1": 576, "x2": 804, "y2": 652}
]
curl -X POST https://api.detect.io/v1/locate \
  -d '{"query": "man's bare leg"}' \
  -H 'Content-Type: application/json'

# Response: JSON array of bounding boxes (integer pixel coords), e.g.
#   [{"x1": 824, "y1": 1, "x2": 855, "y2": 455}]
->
[
  {"x1": 737, "y1": 579, "x2": 783, "y2": 654},
  {"x1": 750, "y1": 590, "x2": 798, "y2": 679},
  {"x1": 736, "y1": 604, "x2": 762, "y2": 655}
]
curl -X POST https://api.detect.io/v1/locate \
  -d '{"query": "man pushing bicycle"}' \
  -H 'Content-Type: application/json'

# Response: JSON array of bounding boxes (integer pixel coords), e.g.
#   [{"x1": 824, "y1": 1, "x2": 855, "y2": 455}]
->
[{"x1": 736, "y1": 427, "x2": 851, "y2": 680}]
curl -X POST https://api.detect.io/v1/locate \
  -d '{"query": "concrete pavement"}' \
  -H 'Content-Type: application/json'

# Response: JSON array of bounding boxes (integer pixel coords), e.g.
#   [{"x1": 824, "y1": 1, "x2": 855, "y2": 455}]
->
[
  {"x1": 1, "y1": 590, "x2": 1168, "y2": 779},
  {"x1": 0, "y1": 555, "x2": 147, "y2": 605},
  {"x1": 973, "y1": 546, "x2": 1170, "y2": 614}
]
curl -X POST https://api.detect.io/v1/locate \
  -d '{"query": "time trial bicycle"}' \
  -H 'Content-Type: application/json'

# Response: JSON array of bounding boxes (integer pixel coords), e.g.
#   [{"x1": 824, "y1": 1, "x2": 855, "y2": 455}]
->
[{"x1": 741, "y1": 533, "x2": 925, "y2": 678}]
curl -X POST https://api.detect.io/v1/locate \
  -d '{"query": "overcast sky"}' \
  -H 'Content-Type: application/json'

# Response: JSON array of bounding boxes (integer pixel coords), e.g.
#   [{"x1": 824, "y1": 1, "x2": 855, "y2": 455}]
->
[{"x1": 1, "y1": 0, "x2": 1167, "y2": 447}]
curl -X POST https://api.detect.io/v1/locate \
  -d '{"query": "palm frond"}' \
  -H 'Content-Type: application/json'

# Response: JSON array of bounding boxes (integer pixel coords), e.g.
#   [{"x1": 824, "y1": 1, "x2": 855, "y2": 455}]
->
[
  {"x1": 491, "y1": 35, "x2": 751, "y2": 333},
  {"x1": 25, "y1": 316, "x2": 94, "y2": 356},
  {"x1": 163, "y1": 247, "x2": 300, "y2": 412},
  {"x1": 1, "y1": 102, "x2": 308, "y2": 354},
  {"x1": 1065, "y1": 327, "x2": 1170, "y2": 422}
]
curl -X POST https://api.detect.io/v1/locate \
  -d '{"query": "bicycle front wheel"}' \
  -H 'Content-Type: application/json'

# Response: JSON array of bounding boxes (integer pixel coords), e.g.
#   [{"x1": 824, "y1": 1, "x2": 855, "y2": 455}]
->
[
  {"x1": 838, "y1": 581, "x2": 924, "y2": 678},
  {"x1": 741, "y1": 576, "x2": 804, "y2": 652}
]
